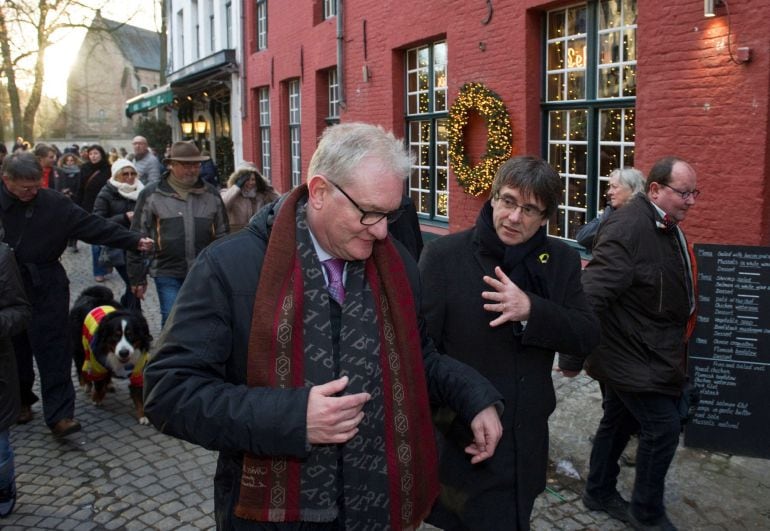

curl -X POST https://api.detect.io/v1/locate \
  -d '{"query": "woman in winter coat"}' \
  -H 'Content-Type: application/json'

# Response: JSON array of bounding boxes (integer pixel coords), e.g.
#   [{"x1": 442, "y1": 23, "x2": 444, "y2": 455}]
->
[
  {"x1": 220, "y1": 165, "x2": 278, "y2": 233},
  {"x1": 0, "y1": 219, "x2": 32, "y2": 518},
  {"x1": 79, "y1": 145, "x2": 113, "y2": 281},
  {"x1": 93, "y1": 159, "x2": 144, "y2": 311}
]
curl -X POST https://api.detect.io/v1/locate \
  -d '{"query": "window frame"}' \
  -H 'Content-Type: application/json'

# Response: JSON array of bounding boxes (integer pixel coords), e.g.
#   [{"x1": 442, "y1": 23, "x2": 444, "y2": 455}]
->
[
  {"x1": 288, "y1": 79, "x2": 302, "y2": 187},
  {"x1": 326, "y1": 68, "x2": 340, "y2": 125},
  {"x1": 404, "y1": 40, "x2": 449, "y2": 224},
  {"x1": 323, "y1": 0, "x2": 337, "y2": 20},
  {"x1": 258, "y1": 87, "x2": 271, "y2": 180},
  {"x1": 542, "y1": 1, "x2": 637, "y2": 242},
  {"x1": 256, "y1": 0, "x2": 267, "y2": 51}
]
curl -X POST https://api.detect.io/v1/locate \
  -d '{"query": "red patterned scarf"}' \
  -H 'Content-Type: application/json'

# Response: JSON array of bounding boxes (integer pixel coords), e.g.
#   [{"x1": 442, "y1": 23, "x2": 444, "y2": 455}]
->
[{"x1": 235, "y1": 184, "x2": 438, "y2": 529}]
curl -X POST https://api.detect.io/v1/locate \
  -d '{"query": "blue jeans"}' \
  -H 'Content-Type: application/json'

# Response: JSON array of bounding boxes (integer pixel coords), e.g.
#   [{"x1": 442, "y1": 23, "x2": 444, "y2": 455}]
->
[
  {"x1": 586, "y1": 385, "x2": 681, "y2": 523},
  {"x1": 154, "y1": 276, "x2": 185, "y2": 327},
  {"x1": 0, "y1": 429, "x2": 15, "y2": 512},
  {"x1": 91, "y1": 245, "x2": 109, "y2": 277}
]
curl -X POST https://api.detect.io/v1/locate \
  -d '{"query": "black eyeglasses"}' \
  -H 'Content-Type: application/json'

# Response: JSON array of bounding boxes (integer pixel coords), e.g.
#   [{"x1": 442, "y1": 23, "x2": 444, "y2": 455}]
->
[
  {"x1": 660, "y1": 183, "x2": 700, "y2": 200},
  {"x1": 328, "y1": 180, "x2": 404, "y2": 226},
  {"x1": 493, "y1": 193, "x2": 546, "y2": 218}
]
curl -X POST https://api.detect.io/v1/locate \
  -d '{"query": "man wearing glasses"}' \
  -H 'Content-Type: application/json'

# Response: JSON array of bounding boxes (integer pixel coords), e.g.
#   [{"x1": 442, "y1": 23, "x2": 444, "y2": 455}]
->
[
  {"x1": 582, "y1": 156, "x2": 699, "y2": 531},
  {"x1": 127, "y1": 141, "x2": 228, "y2": 326},
  {"x1": 142, "y1": 123, "x2": 504, "y2": 529},
  {"x1": 419, "y1": 155, "x2": 600, "y2": 530}
]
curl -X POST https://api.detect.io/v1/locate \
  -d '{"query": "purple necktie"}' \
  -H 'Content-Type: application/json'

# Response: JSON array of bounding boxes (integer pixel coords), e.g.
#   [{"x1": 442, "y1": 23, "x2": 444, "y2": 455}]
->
[{"x1": 322, "y1": 258, "x2": 346, "y2": 305}]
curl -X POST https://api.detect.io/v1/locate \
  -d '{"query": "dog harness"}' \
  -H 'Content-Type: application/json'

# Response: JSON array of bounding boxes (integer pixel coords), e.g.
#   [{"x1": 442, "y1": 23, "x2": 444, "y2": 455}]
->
[{"x1": 81, "y1": 305, "x2": 148, "y2": 387}]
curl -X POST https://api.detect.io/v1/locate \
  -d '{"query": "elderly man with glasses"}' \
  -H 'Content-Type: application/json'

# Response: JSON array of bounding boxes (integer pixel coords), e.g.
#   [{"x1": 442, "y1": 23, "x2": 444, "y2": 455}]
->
[
  {"x1": 127, "y1": 141, "x2": 228, "y2": 326},
  {"x1": 418, "y1": 155, "x2": 600, "y2": 530},
  {"x1": 581, "y1": 156, "x2": 699, "y2": 531},
  {"x1": 142, "y1": 123, "x2": 504, "y2": 530}
]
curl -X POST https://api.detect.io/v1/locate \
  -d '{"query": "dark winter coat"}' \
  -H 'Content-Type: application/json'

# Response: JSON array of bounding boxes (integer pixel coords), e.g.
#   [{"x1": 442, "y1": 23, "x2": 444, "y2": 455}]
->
[
  {"x1": 582, "y1": 194, "x2": 692, "y2": 395},
  {"x1": 419, "y1": 227, "x2": 599, "y2": 531},
  {"x1": 0, "y1": 241, "x2": 31, "y2": 432},
  {"x1": 143, "y1": 194, "x2": 504, "y2": 529},
  {"x1": 79, "y1": 161, "x2": 111, "y2": 213},
  {"x1": 93, "y1": 182, "x2": 135, "y2": 228}
]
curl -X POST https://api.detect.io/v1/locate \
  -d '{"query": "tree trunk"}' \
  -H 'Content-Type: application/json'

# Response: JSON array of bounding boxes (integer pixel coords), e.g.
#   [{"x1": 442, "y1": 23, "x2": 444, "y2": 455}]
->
[{"x1": 0, "y1": 8, "x2": 24, "y2": 139}]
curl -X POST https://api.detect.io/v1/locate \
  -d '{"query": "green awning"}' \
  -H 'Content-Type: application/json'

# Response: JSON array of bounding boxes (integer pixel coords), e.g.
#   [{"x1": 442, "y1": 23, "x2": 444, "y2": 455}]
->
[{"x1": 125, "y1": 85, "x2": 173, "y2": 117}]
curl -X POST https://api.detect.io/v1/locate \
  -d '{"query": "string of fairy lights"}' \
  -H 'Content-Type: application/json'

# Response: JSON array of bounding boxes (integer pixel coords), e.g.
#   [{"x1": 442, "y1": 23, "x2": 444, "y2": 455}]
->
[{"x1": 447, "y1": 82, "x2": 513, "y2": 197}]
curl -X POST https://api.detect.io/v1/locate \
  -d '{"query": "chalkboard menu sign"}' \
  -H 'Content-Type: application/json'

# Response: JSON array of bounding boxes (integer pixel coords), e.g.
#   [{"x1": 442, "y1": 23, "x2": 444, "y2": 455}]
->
[{"x1": 684, "y1": 244, "x2": 770, "y2": 458}]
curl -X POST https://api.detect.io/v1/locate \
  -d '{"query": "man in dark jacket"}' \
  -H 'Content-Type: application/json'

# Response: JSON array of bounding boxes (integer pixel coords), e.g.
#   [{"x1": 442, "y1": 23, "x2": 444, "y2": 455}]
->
[
  {"x1": 419, "y1": 156, "x2": 600, "y2": 530},
  {"x1": 128, "y1": 141, "x2": 228, "y2": 327},
  {"x1": 143, "y1": 122, "x2": 503, "y2": 530},
  {"x1": 0, "y1": 219, "x2": 31, "y2": 518},
  {"x1": 0, "y1": 152, "x2": 153, "y2": 437},
  {"x1": 582, "y1": 157, "x2": 698, "y2": 531}
]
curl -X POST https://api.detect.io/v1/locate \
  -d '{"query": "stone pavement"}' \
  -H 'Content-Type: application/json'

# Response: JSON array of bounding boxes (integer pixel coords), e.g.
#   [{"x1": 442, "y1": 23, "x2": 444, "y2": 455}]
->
[{"x1": 3, "y1": 244, "x2": 770, "y2": 530}]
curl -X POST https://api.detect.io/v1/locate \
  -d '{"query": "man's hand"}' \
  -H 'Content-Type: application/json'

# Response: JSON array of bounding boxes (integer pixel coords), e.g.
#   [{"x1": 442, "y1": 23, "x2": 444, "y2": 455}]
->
[
  {"x1": 137, "y1": 237, "x2": 154, "y2": 252},
  {"x1": 465, "y1": 405, "x2": 503, "y2": 464},
  {"x1": 132, "y1": 284, "x2": 147, "y2": 300},
  {"x1": 482, "y1": 266, "x2": 532, "y2": 327},
  {"x1": 307, "y1": 376, "x2": 371, "y2": 445}
]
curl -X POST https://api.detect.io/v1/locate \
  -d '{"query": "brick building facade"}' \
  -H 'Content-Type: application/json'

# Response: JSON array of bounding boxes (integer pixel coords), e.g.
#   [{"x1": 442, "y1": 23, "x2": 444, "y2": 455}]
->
[
  {"x1": 240, "y1": 0, "x2": 770, "y2": 245},
  {"x1": 67, "y1": 14, "x2": 161, "y2": 142}
]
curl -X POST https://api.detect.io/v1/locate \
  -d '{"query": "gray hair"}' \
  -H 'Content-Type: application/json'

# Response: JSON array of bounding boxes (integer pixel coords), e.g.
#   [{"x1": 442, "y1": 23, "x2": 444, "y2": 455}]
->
[
  {"x1": 1, "y1": 152, "x2": 42, "y2": 181},
  {"x1": 609, "y1": 167, "x2": 645, "y2": 195},
  {"x1": 307, "y1": 122, "x2": 413, "y2": 186}
]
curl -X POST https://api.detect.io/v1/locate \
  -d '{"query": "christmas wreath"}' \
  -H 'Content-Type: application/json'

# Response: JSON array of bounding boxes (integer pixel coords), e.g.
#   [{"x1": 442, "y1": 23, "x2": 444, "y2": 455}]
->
[{"x1": 447, "y1": 82, "x2": 513, "y2": 196}]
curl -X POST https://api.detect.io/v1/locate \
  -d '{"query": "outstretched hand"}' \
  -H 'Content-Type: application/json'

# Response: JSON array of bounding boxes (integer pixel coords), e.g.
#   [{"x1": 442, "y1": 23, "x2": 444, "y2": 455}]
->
[
  {"x1": 465, "y1": 405, "x2": 503, "y2": 464},
  {"x1": 482, "y1": 266, "x2": 532, "y2": 327},
  {"x1": 306, "y1": 376, "x2": 371, "y2": 445}
]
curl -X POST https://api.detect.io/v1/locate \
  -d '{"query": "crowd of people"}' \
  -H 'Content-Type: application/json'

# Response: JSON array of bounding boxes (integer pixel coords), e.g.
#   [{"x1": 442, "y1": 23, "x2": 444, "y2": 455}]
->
[{"x1": 1, "y1": 124, "x2": 698, "y2": 531}]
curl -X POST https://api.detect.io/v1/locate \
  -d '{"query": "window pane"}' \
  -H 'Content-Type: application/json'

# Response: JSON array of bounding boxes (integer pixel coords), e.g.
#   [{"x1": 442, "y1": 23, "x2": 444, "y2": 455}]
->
[
  {"x1": 567, "y1": 70, "x2": 585, "y2": 100},
  {"x1": 568, "y1": 176, "x2": 587, "y2": 209},
  {"x1": 548, "y1": 42, "x2": 564, "y2": 70},
  {"x1": 567, "y1": 209, "x2": 586, "y2": 239},
  {"x1": 600, "y1": 145, "x2": 621, "y2": 175},
  {"x1": 548, "y1": 10, "x2": 565, "y2": 39},
  {"x1": 599, "y1": 0, "x2": 622, "y2": 29},
  {"x1": 623, "y1": 64, "x2": 637, "y2": 96},
  {"x1": 598, "y1": 66, "x2": 620, "y2": 98},
  {"x1": 550, "y1": 110, "x2": 567, "y2": 141},
  {"x1": 550, "y1": 144, "x2": 567, "y2": 174},
  {"x1": 569, "y1": 110, "x2": 587, "y2": 141},
  {"x1": 547, "y1": 74, "x2": 563, "y2": 102},
  {"x1": 567, "y1": 6, "x2": 587, "y2": 35}
]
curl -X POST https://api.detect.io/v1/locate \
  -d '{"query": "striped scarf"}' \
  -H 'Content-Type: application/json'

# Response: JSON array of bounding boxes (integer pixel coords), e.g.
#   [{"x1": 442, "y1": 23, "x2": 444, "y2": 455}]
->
[{"x1": 235, "y1": 185, "x2": 438, "y2": 529}]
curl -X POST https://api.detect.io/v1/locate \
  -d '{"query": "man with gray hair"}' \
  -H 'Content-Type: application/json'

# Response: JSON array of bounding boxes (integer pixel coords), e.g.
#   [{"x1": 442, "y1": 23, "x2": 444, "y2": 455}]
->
[
  {"x1": 143, "y1": 122, "x2": 503, "y2": 529},
  {"x1": 130, "y1": 136, "x2": 163, "y2": 185}
]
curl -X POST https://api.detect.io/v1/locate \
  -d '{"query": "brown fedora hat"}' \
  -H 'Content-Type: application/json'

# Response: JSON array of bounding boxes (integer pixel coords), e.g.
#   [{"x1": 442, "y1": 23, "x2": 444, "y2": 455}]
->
[{"x1": 167, "y1": 141, "x2": 210, "y2": 162}]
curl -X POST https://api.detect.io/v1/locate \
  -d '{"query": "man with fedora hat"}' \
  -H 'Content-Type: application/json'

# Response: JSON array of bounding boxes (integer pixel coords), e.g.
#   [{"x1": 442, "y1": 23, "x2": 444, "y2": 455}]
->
[{"x1": 128, "y1": 141, "x2": 228, "y2": 326}]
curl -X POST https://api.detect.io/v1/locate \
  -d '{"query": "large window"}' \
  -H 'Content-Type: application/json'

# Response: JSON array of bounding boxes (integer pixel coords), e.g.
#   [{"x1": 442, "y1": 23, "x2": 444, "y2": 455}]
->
[
  {"x1": 327, "y1": 68, "x2": 340, "y2": 124},
  {"x1": 288, "y1": 79, "x2": 302, "y2": 187},
  {"x1": 257, "y1": 0, "x2": 267, "y2": 51},
  {"x1": 258, "y1": 87, "x2": 271, "y2": 180},
  {"x1": 405, "y1": 41, "x2": 448, "y2": 222},
  {"x1": 544, "y1": 1, "x2": 637, "y2": 240}
]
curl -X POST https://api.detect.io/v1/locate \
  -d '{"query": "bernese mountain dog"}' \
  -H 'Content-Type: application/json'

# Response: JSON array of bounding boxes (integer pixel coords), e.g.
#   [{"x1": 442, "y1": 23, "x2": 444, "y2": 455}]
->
[{"x1": 69, "y1": 286, "x2": 153, "y2": 424}]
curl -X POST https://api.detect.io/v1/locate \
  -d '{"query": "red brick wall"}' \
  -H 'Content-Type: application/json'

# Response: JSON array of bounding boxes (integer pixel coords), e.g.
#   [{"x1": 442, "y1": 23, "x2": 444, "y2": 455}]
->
[{"x1": 242, "y1": 0, "x2": 770, "y2": 244}]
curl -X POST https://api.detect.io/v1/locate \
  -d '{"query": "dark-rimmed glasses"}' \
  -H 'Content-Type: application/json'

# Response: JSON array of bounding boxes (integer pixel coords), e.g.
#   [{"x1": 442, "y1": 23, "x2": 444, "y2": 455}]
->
[
  {"x1": 328, "y1": 180, "x2": 404, "y2": 226},
  {"x1": 660, "y1": 183, "x2": 700, "y2": 200},
  {"x1": 493, "y1": 193, "x2": 546, "y2": 218}
]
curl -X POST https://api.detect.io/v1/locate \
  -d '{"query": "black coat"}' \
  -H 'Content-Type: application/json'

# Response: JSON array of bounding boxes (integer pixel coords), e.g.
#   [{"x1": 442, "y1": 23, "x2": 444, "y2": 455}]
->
[
  {"x1": 0, "y1": 242, "x2": 31, "y2": 431},
  {"x1": 419, "y1": 227, "x2": 599, "y2": 530},
  {"x1": 79, "y1": 161, "x2": 111, "y2": 213},
  {"x1": 143, "y1": 194, "x2": 503, "y2": 529},
  {"x1": 93, "y1": 182, "x2": 136, "y2": 227},
  {"x1": 582, "y1": 194, "x2": 692, "y2": 395}
]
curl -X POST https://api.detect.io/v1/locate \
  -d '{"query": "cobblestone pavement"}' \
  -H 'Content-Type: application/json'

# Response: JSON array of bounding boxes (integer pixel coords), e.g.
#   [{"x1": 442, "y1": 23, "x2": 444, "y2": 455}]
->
[{"x1": 4, "y1": 245, "x2": 770, "y2": 530}]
